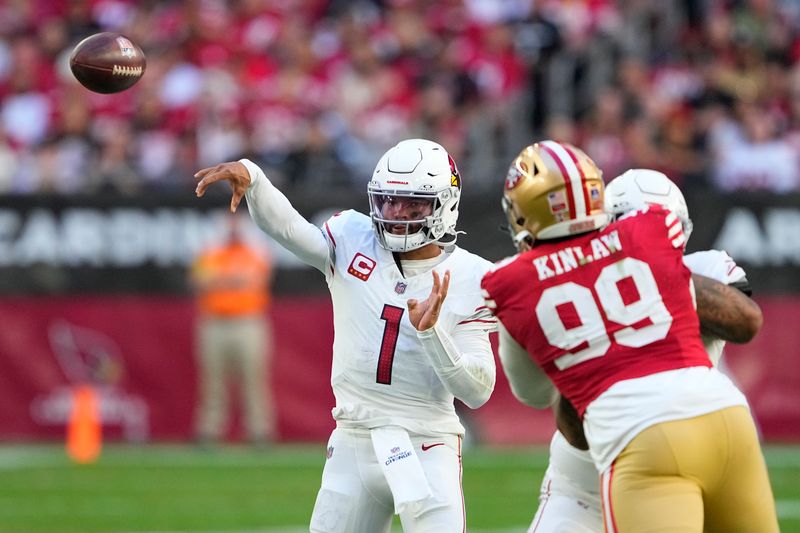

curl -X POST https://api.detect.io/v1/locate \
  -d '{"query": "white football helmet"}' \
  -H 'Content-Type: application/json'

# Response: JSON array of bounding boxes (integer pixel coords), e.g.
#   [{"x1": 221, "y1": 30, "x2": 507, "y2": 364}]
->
[
  {"x1": 368, "y1": 139, "x2": 461, "y2": 252},
  {"x1": 604, "y1": 169, "x2": 693, "y2": 240}
]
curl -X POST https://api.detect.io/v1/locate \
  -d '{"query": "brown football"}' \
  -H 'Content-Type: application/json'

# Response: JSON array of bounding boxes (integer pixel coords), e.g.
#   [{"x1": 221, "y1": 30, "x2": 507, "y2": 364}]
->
[{"x1": 69, "y1": 32, "x2": 146, "y2": 94}]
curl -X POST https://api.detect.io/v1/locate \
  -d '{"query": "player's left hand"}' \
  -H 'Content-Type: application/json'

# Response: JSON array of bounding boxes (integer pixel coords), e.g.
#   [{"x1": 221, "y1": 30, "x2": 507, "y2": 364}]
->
[
  {"x1": 407, "y1": 270, "x2": 450, "y2": 331},
  {"x1": 195, "y1": 161, "x2": 251, "y2": 213}
]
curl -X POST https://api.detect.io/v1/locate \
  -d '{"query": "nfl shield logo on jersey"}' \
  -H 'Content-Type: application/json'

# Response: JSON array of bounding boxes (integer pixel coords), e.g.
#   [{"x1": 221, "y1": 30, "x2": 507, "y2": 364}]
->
[{"x1": 394, "y1": 281, "x2": 407, "y2": 294}]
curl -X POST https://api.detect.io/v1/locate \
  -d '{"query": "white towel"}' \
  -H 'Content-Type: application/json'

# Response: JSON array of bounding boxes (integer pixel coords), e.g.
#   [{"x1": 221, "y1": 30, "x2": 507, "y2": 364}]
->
[{"x1": 370, "y1": 426, "x2": 432, "y2": 514}]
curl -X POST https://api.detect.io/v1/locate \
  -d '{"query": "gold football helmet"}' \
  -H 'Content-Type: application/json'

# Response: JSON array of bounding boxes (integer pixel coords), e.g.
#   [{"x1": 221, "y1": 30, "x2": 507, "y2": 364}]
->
[{"x1": 502, "y1": 140, "x2": 608, "y2": 250}]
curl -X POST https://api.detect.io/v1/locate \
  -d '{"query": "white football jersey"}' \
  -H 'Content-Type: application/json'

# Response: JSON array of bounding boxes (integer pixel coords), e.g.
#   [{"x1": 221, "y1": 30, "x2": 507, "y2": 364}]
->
[
  {"x1": 684, "y1": 250, "x2": 748, "y2": 365},
  {"x1": 321, "y1": 210, "x2": 495, "y2": 436}
]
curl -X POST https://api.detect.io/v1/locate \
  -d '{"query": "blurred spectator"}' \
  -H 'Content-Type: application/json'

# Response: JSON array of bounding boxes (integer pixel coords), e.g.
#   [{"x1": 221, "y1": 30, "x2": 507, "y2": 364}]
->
[
  {"x1": 0, "y1": 0, "x2": 798, "y2": 194},
  {"x1": 89, "y1": 120, "x2": 140, "y2": 194},
  {"x1": 583, "y1": 87, "x2": 630, "y2": 181},
  {"x1": 190, "y1": 214, "x2": 275, "y2": 447},
  {"x1": 0, "y1": 128, "x2": 17, "y2": 192},
  {"x1": 711, "y1": 102, "x2": 800, "y2": 192}
]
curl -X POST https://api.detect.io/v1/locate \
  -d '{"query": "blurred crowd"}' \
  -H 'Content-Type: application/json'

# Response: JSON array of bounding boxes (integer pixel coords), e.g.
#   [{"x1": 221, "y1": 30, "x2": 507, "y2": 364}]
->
[{"x1": 1, "y1": 0, "x2": 799, "y2": 196}]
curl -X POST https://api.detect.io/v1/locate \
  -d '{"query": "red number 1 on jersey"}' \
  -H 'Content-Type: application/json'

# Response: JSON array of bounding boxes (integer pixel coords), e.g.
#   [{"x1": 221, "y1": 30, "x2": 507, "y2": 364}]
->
[{"x1": 376, "y1": 304, "x2": 404, "y2": 384}]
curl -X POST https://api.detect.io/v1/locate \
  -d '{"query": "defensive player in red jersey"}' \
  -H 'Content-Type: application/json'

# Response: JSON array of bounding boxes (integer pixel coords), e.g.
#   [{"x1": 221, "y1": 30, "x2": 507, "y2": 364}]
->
[
  {"x1": 520, "y1": 168, "x2": 771, "y2": 533},
  {"x1": 481, "y1": 140, "x2": 779, "y2": 532}
]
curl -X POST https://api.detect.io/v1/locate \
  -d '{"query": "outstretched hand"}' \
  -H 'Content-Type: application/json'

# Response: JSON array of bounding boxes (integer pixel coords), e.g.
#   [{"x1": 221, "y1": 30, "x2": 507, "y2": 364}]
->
[
  {"x1": 407, "y1": 270, "x2": 450, "y2": 332},
  {"x1": 195, "y1": 161, "x2": 252, "y2": 213}
]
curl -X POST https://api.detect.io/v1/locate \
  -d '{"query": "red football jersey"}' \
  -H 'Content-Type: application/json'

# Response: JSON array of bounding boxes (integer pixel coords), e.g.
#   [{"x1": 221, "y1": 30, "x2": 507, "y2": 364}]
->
[{"x1": 482, "y1": 206, "x2": 711, "y2": 416}]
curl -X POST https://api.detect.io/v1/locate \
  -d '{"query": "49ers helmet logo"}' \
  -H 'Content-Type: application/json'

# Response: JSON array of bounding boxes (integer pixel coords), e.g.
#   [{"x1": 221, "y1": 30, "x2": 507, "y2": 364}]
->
[{"x1": 505, "y1": 166, "x2": 524, "y2": 190}]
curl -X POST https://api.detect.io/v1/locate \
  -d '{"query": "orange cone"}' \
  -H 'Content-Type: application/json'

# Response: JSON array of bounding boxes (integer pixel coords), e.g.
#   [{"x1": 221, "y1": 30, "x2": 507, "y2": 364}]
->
[{"x1": 66, "y1": 385, "x2": 102, "y2": 464}]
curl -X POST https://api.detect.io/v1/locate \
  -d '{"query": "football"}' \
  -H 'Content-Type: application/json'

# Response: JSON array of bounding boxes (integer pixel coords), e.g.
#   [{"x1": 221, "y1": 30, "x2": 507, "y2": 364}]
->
[{"x1": 69, "y1": 32, "x2": 146, "y2": 94}]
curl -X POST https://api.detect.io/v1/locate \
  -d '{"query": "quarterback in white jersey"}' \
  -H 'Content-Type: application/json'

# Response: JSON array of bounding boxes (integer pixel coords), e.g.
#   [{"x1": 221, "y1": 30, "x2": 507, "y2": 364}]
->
[
  {"x1": 525, "y1": 169, "x2": 758, "y2": 533},
  {"x1": 196, "y1": 139, "x2": 496, "y2": 533}
]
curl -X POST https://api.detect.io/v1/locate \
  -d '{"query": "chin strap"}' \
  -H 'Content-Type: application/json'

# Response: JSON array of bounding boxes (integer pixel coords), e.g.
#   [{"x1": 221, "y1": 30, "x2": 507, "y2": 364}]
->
[
  {"x1": 512, "y1": 229, "x2": 533, "y2": 251},
  {"x1": 434, "y1": 230, "x2": 463, "y2": 247}
]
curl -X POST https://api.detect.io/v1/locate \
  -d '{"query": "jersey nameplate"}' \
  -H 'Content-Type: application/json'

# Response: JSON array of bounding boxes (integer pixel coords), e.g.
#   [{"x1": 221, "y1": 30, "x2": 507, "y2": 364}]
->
[{"x1": 533, "y1": 230, "x2": 622, "y2": 281}]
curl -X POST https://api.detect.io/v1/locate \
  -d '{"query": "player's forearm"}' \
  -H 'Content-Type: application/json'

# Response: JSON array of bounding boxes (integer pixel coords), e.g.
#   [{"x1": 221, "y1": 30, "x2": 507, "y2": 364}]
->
[
  {"x1": 692, "y1": 273, "x2": 763, "y2": 343},
  {"x1": 239, "y1": 159, "x2": 329, "y2": 273},
  {"x1": 416, "y1": 324, "x2": 496, "y2": 409},
  {"x1": 498, "y1": 323, "x2": 557, "y2": 408}
]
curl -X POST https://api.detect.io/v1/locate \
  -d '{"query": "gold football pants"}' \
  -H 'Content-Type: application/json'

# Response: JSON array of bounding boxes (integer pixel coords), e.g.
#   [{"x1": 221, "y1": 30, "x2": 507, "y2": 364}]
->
[{"x1": 600, "y1": 406, "x2": 779, "y2": 532}]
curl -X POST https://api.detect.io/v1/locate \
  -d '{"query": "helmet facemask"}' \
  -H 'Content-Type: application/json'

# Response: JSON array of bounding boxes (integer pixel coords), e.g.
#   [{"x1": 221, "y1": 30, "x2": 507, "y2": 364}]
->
[{"x1": 501, "y1": 195, "x2": 534, "y2": 252}]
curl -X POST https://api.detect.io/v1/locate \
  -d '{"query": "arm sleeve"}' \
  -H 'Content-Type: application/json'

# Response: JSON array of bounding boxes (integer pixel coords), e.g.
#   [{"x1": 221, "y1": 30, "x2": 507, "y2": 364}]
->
[
  {"x1": 497, "y1": 320, "x2": 557, "y2": 409},
  {"x1": 240, "y1": 159, "x2": 331, "y2": 273},
  {"x1": 415, "y1": 323, "x2": 496, "y2": 409}
]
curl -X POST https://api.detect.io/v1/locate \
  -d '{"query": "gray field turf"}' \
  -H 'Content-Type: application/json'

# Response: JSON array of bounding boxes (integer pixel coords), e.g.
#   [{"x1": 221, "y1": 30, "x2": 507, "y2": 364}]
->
[{"x1": 0, "y1": 443, "x2": 797, "y2": 532}]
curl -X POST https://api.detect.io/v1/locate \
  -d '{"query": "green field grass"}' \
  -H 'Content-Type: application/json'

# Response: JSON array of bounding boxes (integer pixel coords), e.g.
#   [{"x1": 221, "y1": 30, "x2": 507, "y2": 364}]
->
[{"x1": 0, "y1": 443, "x2": 797, "y2": 532}]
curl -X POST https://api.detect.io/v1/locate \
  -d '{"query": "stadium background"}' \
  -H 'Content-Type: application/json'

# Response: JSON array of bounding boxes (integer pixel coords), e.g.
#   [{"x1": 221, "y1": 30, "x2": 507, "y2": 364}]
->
[{"x1": 0, "y1": 1, "x2": 799, "y2": 531}]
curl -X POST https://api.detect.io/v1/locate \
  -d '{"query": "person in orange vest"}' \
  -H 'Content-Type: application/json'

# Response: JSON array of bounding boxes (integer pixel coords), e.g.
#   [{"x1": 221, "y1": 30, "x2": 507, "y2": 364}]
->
[{"x1": 191, "y1": 214, "x2": 274, "y2": 447}]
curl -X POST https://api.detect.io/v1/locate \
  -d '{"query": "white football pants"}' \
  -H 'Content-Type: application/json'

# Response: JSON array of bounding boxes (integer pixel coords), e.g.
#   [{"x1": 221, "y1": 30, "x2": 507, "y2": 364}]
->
[
  {"x1": 529, "y1": 431, "x2": 602, "y2": 533},
  {"x1": 310, "y1": 427, "x2": 464, "y2": 533}
]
